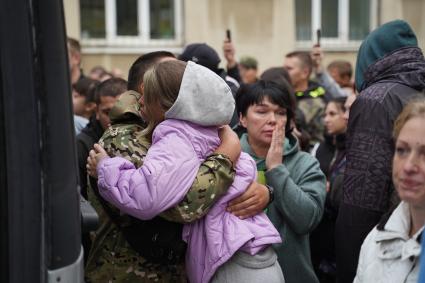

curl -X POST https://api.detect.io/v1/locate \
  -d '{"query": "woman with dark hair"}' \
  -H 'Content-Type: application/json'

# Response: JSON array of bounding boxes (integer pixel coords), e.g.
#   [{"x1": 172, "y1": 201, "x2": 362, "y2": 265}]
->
[
  {"x1": 310, "y1": 96, "x2": 349, "y2": 282},
  {"x1": 260, "y1": 67, "x2": 311, "y2": 151},
  {"x1": 236, "y1": 80, "x2": 326, "y2": 283}
]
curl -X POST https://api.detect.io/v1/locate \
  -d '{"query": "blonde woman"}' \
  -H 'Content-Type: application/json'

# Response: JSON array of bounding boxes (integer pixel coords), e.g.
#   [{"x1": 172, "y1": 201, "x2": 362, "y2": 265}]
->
[{"x1": 354, "y1": 99, "x2": 425, "y2": 282}]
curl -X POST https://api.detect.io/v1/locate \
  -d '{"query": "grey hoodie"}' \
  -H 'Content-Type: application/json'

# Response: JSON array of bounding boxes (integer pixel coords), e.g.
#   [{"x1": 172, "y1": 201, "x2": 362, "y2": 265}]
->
[{"x1": 165, "y1": 61, "x2": 235, "y2": 126}]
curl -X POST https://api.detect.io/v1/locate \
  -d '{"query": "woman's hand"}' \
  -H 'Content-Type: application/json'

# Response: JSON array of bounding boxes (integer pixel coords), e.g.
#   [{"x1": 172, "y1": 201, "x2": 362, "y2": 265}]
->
[
  {"x1": 265, "y1": 125, "x2": 285, "y2": 170},
  {"x1": 215, "y1": 125, "x2": 241, "y2": 165},
  {"x1": 86, "y1": 143, "x2": 109, "y2": 178},
  {"x1": 227, "y1": 182, "x2": 269, "y2": 219}
]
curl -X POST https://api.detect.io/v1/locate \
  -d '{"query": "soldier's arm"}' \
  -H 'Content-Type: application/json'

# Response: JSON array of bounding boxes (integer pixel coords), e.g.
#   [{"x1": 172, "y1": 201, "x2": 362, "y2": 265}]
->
[
  {"x1": 160, "y1": 126, "x2": 240, "y2": 223},
  {"x1": 101, "y1": 124, "x2": 238, "y2": 223},
  {"x1": 160, "y1": 153, "x2": 235, "y2": 223}
]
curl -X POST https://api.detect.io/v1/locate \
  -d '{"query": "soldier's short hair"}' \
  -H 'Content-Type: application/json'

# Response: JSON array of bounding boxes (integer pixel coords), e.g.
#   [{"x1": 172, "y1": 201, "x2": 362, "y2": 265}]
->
[
  {"x1": 236, "y1": 80, "x2": 295, "y2": 134},
  {"x1": 285, "y1": 51, "x2": 313, "y2": 76},
  {"x1": 327, "y1": 60, "x2": 353, "y2": 79},
  {"x1": 127, "y1": 51, "x2": 176, "y2": 92},
  {"x1": 94, "y1": 78, "x2": 127, "y2": 105},
  {"x1": 73, "y1": 77, "x2": 99, "y2": 103}
]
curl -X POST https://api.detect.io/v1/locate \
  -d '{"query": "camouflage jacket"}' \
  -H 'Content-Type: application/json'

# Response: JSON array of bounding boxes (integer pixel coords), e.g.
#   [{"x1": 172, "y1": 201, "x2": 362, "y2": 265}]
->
[
  {"x1": 85, "y1": 91, "x2": 235, "y2": 282},
  {"x1": 295, "y1": 81, "x2": 327, "y2": 147},
  {"x1": 98, "y1": 90, "x2": 235, "y2": 222}
]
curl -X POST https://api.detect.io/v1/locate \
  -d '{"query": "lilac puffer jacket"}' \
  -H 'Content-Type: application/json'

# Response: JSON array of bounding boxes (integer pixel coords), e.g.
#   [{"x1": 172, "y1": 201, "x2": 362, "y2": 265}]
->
[{"x1": 97, "y1": 119, "x2": 281, "y2": 283}]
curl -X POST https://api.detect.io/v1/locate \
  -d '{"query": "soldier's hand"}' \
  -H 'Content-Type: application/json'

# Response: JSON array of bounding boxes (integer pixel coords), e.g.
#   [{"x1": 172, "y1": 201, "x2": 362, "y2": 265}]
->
[
  {"x1": 86, "y1": 143, "x2": 108, "y2": 177},
  {"x1": 227, "y1": 182, "x2": 269, "y2": 219},
  {"x1": 216, "y1": 125, "x2": 241, "y2": 165}
]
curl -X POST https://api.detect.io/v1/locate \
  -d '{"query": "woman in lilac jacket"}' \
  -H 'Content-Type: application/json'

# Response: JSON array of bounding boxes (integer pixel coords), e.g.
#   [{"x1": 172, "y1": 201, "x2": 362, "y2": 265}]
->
[{"x1": 88, "y1": 60, "x2": 284, "y2": 283}]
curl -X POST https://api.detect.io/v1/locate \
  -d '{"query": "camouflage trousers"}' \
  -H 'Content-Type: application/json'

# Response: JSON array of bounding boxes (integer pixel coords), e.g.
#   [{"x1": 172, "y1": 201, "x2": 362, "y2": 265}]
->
[{"x1": 85, "y1": 182, "x2": 187, "y2": 283}]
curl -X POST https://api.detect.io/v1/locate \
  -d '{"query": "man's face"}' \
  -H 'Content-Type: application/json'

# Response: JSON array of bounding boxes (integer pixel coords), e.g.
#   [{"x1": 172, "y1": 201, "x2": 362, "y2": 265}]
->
[
  {"x1": 283, "y1": 57, "x2": 308, "y2": 89},
  {"x1": 96, "y1": 96, "x2": 119, "y2": 130},
  {"x1": 328, "y1": 67, "x2": 351, "y2": 88},
  {"x1": 72, "y1": 89, "x2": 87, "y2": 116},
  {"x1": 67, "y1": 43, "x2": 80, "y2": 71},
  {"x1": 239, "y1": 66, "x2": 258, "y2": 84}
]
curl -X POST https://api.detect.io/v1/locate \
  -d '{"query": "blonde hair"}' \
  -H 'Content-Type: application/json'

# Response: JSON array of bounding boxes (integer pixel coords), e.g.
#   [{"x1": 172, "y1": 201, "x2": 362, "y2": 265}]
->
[
  {"x1": 142, "y1": 60, "x2": 187, "y2": 136},
  {"x1": 393, "y1": 99, "x2": 425, "y2": 140}
]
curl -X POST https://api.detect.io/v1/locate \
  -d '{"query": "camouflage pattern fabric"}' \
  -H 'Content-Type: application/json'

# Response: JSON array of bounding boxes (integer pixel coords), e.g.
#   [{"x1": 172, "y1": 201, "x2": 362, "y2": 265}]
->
[
  {"x1": 85, "y1": 184, "x2": 187, "y2": 283},
  {"x1": 85, "y1": 91, "x2": 235, "y2": 282},
  {"x1": 98, "y1": 90, "x2": 235, "y2": 222},
  {"x1": 297, "y1": 97, "x2": 325, "y2": 146},
  {"x1": 160, "y1": 153, "x2": 235, "y2": 223}
]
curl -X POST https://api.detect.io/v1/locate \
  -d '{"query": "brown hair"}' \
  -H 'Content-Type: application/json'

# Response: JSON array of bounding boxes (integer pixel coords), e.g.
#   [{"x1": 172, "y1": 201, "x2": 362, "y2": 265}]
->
[
  {"x1": 285, "y1": 51, "x2": 313, "y2": 76},
  {"x1": 142, "y1": 60, "x2": 187, "y2": 135},
  {"x1": 327, "y1": 60, "x2": 353, "y2": 79},
  {"x1": 393, "y1": 99, "x2": 425, "y2": 139},
  {"x1": 94, "y1": 78, "x2": 127, "y2": 105},
  {"x1": 127, "y1": 51, "x2": 176, "y2": 92}
]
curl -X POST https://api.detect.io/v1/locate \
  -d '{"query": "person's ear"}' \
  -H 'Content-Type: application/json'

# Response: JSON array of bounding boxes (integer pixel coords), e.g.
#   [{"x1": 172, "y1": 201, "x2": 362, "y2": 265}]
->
[
  {"x1": 138, "y1": 82, "x2": 144, "y2": 95},
  {"x1": 240, "y1": 113, "x2": 247, "y2": 128},
  {"x1": 302, "y1": 67, "x2": 310, "y2": 80}
]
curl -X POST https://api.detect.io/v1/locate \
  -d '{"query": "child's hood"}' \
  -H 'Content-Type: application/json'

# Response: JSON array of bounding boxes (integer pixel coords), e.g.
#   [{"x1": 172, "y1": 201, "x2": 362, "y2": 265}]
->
[{"x1": 165, "y1": 61, "x2": 235, "y2": 126}]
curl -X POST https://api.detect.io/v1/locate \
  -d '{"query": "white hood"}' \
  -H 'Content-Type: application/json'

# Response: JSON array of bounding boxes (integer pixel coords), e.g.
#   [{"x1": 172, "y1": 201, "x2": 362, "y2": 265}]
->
[{"x1": 165, "y1": 61, "x2": 235, "y2": 126}]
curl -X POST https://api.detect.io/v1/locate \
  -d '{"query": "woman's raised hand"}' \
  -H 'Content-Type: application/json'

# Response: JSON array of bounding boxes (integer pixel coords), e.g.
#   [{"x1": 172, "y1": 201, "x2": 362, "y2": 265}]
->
[
  {"x1": 265, "y1": 125, "x2": 285, "y2": 170},
  {"x1": 86, "y1": 143, "x2": 109, "y2": 178}
]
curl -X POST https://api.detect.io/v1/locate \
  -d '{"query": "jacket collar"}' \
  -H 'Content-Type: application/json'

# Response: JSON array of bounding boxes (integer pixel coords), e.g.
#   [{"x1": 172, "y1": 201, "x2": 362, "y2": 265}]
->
[{"x1": 374, "y1": 202, "x2": 423, "y2": 260}]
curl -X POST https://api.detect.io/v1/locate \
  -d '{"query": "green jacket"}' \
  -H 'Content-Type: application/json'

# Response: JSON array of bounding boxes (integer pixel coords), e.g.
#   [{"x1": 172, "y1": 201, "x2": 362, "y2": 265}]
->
[{"x1": 241, "y1": 133, "x2": 326, "y2": 283}]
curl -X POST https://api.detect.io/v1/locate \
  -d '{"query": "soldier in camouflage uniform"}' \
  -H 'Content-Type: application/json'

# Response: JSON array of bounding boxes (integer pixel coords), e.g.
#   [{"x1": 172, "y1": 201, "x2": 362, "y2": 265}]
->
[
  {"x1": 295, "y1": 84, "x2": 326, "y2": 147},
  {"x1": 284, "y1": 51, "x2": 328, "y2": 149},
  {"x1": 85, "y1": 90, "x2": 236, "y2": 282}
]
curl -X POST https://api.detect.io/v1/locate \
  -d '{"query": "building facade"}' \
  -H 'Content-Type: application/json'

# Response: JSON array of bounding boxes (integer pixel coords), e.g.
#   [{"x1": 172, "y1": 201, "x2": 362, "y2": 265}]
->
[{"x1": 64, "y1": 0, "x2": 425, "y2": 77}]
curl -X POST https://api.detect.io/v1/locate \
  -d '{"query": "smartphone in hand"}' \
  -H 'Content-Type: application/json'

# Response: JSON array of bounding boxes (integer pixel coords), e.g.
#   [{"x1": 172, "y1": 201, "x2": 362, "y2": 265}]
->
[
  {"x1": 316, "y1": 29, "x2": 321, "y2": 47},
  {"x1": 226, "y1": 29, "x2": 232, "y2": 42}
]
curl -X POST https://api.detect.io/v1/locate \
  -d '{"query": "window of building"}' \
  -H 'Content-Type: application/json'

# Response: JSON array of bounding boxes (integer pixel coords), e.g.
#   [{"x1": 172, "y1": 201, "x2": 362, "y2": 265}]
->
[
  {"x1": 295, "y1": 0, "x2": 377, "y2": 50},
  {"x1": 80, "y1": 0, "x2": 183, "y2": 53}
]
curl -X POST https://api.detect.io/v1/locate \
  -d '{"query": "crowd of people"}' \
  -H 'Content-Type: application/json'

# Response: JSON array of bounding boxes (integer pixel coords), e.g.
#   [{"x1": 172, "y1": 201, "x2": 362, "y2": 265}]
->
[{"x1": 69, "y1": 19, "x2": 425, "y2": 283}]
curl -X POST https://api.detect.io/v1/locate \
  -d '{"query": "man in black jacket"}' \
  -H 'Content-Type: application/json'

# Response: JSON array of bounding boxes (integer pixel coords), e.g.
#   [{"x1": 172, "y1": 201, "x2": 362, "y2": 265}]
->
[
  {"x1": 76, "y1": 78, "x2": 126, "y2": 199},
  {"x1": 335, "y1": 20, "x2": 425, "y2": 283}
]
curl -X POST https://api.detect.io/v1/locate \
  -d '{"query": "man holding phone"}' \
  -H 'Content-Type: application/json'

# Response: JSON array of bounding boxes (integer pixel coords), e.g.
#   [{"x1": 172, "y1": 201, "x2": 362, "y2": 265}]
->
[{"x1": 223, "y1": 29, "x2": 242, "y2": 83}]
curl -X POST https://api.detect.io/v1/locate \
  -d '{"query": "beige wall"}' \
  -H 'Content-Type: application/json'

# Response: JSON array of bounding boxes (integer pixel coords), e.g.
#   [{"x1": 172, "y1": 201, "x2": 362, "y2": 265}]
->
[
  {"x1": 402, "y1": 0, "x2": 425, "y2": 50},
  {"x1": 63, "y1": 0, "x2": 425, "y2": 78},
  {"x1": 185, "y1": 0, "x2": 296, "y2": 73},
  {"x1": 379, "y1": 0, "x2": 425, "y2": 50},
  {"x1": 82, "y1": 54, "x2": 139, "y2": 79},
  {"x1": 63, "y1": 0, "x2": 80, "y2": 39}
]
